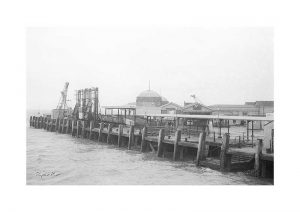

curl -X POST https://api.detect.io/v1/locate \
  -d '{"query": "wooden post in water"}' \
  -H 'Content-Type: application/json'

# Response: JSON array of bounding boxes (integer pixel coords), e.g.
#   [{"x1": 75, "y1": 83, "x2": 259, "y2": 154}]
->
[
  {"x1": 66, "y1": 119, "x2": 70, "y2": 134},
  {"x1": 76, "y1": 120, "x2": 80, "y2": 138},
  {"x1": 220, "y1": 133, "x2": 230, "y2": 171},
  {"x1": 71, "y1": 120, "x2": 75, "y2": 136},
  {"x1": 157, "y1": 128, "x2": 165, "y2": 157},
  {"x1": 140, "y1": 126, "x2": 148, "y2": 152},
  {"x1": 58, "y1": 119, "x2": 62, "y2": 133},
  {"x1": 128, "y1": 125, "x2": 134, "y2": 150},
  {"x1": 196, "y1": 132, "x2": 207, "y2": 166},
  {"x1": 98, "y1": 123, "x2": 104, "y2": 142},
  {"x1": 255, "y1": 139, "x2": 263, "y2": 177},
  {"x1": 118, "y1": 125, "x2": 123, "y2": 147},
  {"x1": 173, "y1": 129, "x2": 181, "y2": 161},
  {"x1": 81, "y1": 120, "x2": 85, "y2": 138},
  {"x1": 107, "y1": 124, "x2": 112, "y2": 143},
  {"x1": 89, "y1": 121, "x2": 94, "y2": 140},
  {"x1": 29, "y1": 116, "x2": 32, "y2": 127},
  {"x1": 55, "y1": 118, "x2": 59, "y2": 132}
]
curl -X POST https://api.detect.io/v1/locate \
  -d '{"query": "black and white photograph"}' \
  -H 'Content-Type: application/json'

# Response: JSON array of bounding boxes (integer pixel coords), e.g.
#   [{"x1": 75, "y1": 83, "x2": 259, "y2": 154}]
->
[
  {"x1": 1, "y1": 0, "x2": 300, "y2": 212},
  {"x1": 26, "y1": 27, "x2": 274, "y2": 185}
]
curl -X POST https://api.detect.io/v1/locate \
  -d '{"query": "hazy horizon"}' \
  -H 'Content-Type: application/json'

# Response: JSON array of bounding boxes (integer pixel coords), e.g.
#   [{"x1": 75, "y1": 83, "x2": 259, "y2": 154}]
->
[{"x1": 27, "y1": 27, "x2": 273, "y2": 111}]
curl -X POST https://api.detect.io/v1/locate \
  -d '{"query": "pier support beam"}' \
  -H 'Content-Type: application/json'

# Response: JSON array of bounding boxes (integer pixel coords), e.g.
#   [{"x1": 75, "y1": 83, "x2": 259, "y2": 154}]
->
[
  {"x1": 118, "y1": 125, "x2": 123, "y2": 147},
  {"x1": 98, "y1": 123, "x2": 104, "y2": 142},
  {"x1": 71, "y1": 120, "x2": 75, "y2": 136},
  {"x1": 107, "y1": 124, "x2": 112, "y2": 144},
  {"x1": 89, "y1": 121, "x2": 94, "y2": 140},
  {"x1": 55, "y1": 118, "x2": 59, "y2": 132},
  {"x1": 140, "y1": 126, "x2": 148, "y2": 152},
  {"x1": 255, "y1": 139, "x2": 263, "y2": 177},
  {"x1": 76, "y1": 120, "x2": 80, "y2": 138},
  {"x1": 196, "y1": 132, "x2": 207, "y2": 166},
  {"x1": 173, "y1": 130, "x2": 181, "y2": 160},
  {"x1": 81, "y1": 120, "x2": 85, "y2": 138},
  {"x1": 128, "y1": 125, "x2": 134, "y2": 150},
  {"x1": 220, "y1": 133, "x2": 230, "y2": 171},
  {"x1": 157, "y1": 129, "x2": 165, "y2": 157},
  {"x1": 66, "y1": 119, "x2": 70, "y2": 134}
]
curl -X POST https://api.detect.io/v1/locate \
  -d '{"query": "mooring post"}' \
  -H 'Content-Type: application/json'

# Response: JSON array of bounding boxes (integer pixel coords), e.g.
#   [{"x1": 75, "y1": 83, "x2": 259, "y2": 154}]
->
[
  {"x1": 173, "y1": 129, "x2": 181, "y2": 160},
  {"x1": 76, "y1": 120, "x2": 80, "y2": 138},
  {"x1": 107, "y1": 124, "x2": 112, "y2": 143},
  {"x1": 55, "y1": 118, "x2": 59, "y2": 132},
  {"x1": 196, "y1": 132, "x2": 207, "y2": 166},
  {"x1": 98, "y1": 123, "x2": 104, "y2": 142},
  {"x1": 118, "y1": 124, "x2": 123, "y2": 147},
  {"x1": 81, "y1": 120, "x2": 85, "y2": 138},
  {"x1": 59, "y1": 119, "x2": 62, "y2": 133},
  {"x1": 157, "y1": 128, "x2": 165, "y2": 157},
  {"x1": 140, "y1": 126, "x2": 148, "y2": 152},
  {"x1": 29, "y1": 116, "x2": 32, "y2": 127},
  {"x1": 255, "y1": 139, "x2": 263, "y2": 177},
  {"x1": 71, "y1": 120, "x2": 75, "y2": 136},
  {"x1": 65, "y1": 119, "x2": 69, "y2": 134},
  {"x1": 128, "y1": 125, "x2": 134, "y2": 150},
  {"x1": 89, "y1": 121, "x2": 94, "y2": 140},
  {"x1": 220, "y1": 133, "x2": 230, "y2": 171}
]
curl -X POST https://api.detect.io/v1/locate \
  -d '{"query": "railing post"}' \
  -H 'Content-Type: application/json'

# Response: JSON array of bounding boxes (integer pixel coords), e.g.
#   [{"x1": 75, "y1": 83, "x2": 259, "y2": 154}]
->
[
  {"x1": 128, "y1": 125, "x2": 134, "y2": 150},
  {"x1": 98, "y1": 123, "x2": 104, "y2": 142},
  {"x1": 220, "y1": 133, "x2": 230, "y2": 171},
  {"x1": 157, "y1": 128, "x2": 165, "y2": 157},
  {"x1": 255, "y1": 139, "x2": 263, "y2": 177},
  {"x1": 173, "y1": 129, "x2": 181, "y2": 160},
  {"x1": 140, "y1": 126, "x2": 147, "y2": 152},
  {"x1": 196, "y1": 132, "x2": 207, "y2": 166},
  {"x1": 118, "y1": 125, "x2": 123, "y2": 147}
]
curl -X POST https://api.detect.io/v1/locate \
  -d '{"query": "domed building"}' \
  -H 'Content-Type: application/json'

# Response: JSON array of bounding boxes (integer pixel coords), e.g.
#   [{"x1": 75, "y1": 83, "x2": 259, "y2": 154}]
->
[{"x1": 136, "y1": 89, "x2": 169, "y2": 115}]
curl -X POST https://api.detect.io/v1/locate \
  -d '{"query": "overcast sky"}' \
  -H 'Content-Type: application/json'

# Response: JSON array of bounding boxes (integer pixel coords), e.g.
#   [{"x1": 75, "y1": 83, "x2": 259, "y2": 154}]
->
[{"x1": 27, "y1": 27, "x2": 273, "y2": 110}]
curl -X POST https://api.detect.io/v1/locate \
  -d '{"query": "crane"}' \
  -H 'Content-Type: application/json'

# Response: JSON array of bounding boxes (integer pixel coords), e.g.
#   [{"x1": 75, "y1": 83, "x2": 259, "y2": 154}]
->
[{"x1": 57, "y1": 82, "x2": 69, "y2": 110}]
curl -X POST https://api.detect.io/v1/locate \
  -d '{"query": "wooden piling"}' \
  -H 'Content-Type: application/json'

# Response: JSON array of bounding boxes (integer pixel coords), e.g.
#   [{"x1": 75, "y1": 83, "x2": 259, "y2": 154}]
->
[
  {"x1": 107, "y1": 124, "x2": 112, "y2": 143},
  {"x1": 98, "y1": 123, "x2": 104, "y2": 142},
  {"x1": 220, "y1": 133, "x2": 230, "y2": 171},
  {"x1": 140, "y1": 126, "x2": 148, "y2": 152},
  {"x1": 89, "y1": 121, "x2": 94, "y2": 140},
  {"x1": 55, "y1": 118, "x2": 59, "y2": 132},
  {"x1": 173, "y1": 130, "x2": 181, "y2": 161},
  {"x1": 128, "y1": 125, "x2": 134, "y2": 150},
  {"x1": 157, "y1": 128, "x2": 165, "y2": 157},
  {"x1": 29, "y1": 116, "x2": 32, "y2": 127},
  {"x1": 255, "y1": 139, "x2": 263, "y2": 177},
  {"x1": 58, "y1": 119, "x2": 62, "y2": 133},
  {"x1": 118, "y1": 125, "x2": 123, "y2": 147},
  {"x1": 66, "y1": 119, "x2": 70, "y2": 134},
  {"x1": 81, "y1": 120, "x2": 85, "y2": 138},
  {"x1": 71, "y1": 120, "x2": 75, "y2": 136},
  {"x1": 196, "y1": 132, "x2": 207, "y2": 166},
  {"x1": 76, "y1": 120, "x2": 80, "y2": 138}
]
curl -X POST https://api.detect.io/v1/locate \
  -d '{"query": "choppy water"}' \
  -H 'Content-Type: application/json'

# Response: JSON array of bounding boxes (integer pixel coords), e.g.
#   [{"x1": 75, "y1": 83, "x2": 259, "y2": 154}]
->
[{"x1": 26, "y1": 126, "x2": 273, "y2": 185}]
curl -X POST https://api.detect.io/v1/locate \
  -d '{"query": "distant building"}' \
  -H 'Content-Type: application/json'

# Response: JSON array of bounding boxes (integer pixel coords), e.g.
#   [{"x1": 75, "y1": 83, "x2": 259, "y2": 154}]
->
[{"x1": 136, "y1": 89, "x2": 170, "y2": 115}]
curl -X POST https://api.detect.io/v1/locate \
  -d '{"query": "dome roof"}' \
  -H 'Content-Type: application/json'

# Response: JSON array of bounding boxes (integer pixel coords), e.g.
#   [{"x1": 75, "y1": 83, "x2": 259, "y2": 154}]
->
[{"x1": 137, "y1": 90, "x2": 161, "y2": 98}]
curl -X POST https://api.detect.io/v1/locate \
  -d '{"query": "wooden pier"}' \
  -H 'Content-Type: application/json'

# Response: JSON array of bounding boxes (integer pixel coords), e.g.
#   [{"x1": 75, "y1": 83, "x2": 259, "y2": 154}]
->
[{"x1": 29, "y1": 116, "x2": 274, "y2": 178}]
